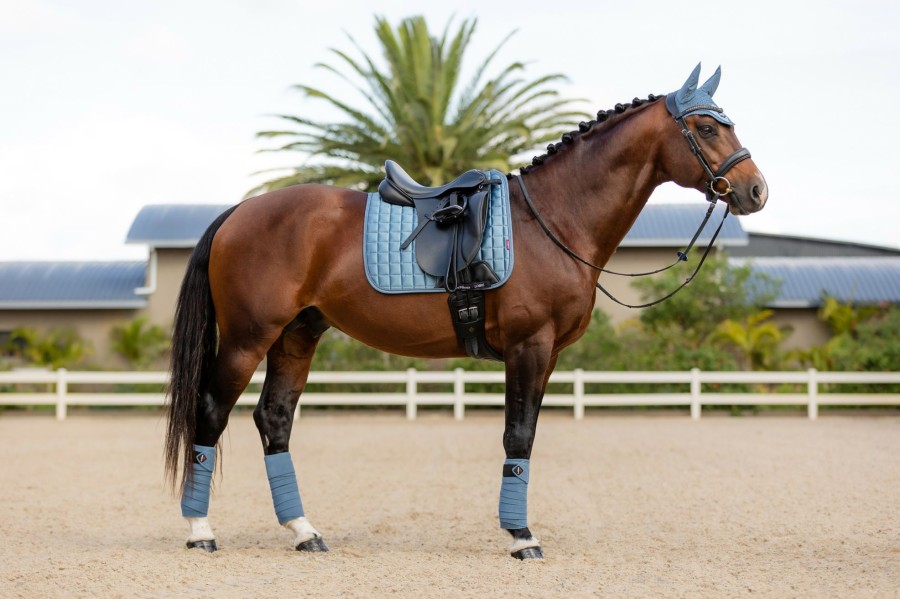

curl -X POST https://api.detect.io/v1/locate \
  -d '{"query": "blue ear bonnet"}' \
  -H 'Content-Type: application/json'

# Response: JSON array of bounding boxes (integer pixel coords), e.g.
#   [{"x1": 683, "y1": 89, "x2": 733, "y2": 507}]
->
[{"x1": 666, "y1": 63, "x2": 735, "y2": 126}]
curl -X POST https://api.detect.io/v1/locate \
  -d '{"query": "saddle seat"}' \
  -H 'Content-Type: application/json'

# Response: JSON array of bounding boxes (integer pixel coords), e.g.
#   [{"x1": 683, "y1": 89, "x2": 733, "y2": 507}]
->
[{"x1": 379, "y1": 160, "x2": 488, "y2": 207}]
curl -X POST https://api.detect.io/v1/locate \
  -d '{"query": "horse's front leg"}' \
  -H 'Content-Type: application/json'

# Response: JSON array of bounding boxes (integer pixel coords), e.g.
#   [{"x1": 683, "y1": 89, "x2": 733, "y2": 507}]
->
[
  {"x1": 253, "y1": 327, "x2": 328, "y2": 552},
  {"x1": 500, "y1": 339, "x2": 557, "y2": 560}
]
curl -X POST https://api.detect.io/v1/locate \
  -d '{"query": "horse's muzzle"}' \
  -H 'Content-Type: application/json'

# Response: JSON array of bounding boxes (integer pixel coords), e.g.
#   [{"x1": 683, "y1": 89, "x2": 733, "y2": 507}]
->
[{"x1": 728, "y1": 173, "x2": 768, "y2": 215}]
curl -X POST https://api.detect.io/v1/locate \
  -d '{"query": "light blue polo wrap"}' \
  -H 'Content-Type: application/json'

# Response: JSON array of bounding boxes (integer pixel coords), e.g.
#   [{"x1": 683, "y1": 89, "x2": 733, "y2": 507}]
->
[
  {"x1": 181, "y1": 444, "x2": 216, "y2": 518},
  {"x1": 264, "y1": 451, "x2": 305, "y2": 525},
  {"x1": 498, "y1": 458, "x2": 530, "y2": 529}
]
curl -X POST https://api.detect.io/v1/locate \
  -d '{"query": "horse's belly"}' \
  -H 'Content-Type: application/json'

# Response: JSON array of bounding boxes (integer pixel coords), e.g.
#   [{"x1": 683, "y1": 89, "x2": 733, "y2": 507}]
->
[{"x1": 317, "y1": 294, "x2": 468, "y2": 359}]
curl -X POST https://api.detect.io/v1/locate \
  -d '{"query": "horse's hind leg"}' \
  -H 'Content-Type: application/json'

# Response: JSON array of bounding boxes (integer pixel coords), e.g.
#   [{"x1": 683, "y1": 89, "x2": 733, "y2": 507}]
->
[
  {"x1": 253, "y1": 316, "x2": 328, "y2": 552},
  {"x1": 182, "y1": 329, "x2": 278, "y2": 552}
]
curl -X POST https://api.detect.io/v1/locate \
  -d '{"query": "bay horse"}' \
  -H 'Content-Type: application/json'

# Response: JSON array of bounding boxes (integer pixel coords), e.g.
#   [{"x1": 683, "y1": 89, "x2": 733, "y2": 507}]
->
[{"x1": 165, "y1": 64, "x2": 767, "y2": 559}]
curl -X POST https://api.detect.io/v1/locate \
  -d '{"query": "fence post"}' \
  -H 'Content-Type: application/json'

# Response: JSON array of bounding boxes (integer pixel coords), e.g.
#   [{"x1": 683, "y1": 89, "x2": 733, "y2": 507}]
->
[
  {"x1": 574, "y1": 368, "x2": 585, "y2": 420},
  {"x1": 406, "y1": 368, "x2": 417, "y2": 420},
  {"x1": 690, "y1": 368, "x2": 701, "y2": 420},
  {"x1": 807, "y1": 368, "x2": 818, "y2": 420},
  {"x1": 56, "y1": 368, "x2": 68, "y2": 421},
  {"x1": 453, "y1": 368, "x2": 465, "y2": 421}
]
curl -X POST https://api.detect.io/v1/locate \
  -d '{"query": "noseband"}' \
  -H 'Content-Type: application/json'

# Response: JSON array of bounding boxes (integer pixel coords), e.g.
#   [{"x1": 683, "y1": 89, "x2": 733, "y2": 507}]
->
[{"x1": 666, "y1": 100, "x2": 752, "y2": 202}]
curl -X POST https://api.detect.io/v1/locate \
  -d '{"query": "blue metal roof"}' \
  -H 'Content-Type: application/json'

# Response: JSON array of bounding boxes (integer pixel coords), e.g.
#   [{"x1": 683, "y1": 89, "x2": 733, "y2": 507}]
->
[
  {"x1": 126, "y1": 204, "x2": 232, "y2": 247},
  {"x1": 732, "y1": 257, "x2": 900, "y2": 308},
  {"x1": 0, "y1": 262, "x2": 147, "y2": 309},
  {"x1": 620, "y1": 202, "x2": 747, "y2": 247},
  {"x1": 125, "y1": 202, "x2": 747, "y2": 248}
]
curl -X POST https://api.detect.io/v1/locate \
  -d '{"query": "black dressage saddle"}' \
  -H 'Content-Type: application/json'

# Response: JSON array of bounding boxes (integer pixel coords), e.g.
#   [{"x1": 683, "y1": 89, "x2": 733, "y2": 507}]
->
[
  {"x1": 377, "y1": 160, "x2": 504, "y2": 361},
  {"x1": 378, "y1": 160, "x2": 500, "y2": 290}
]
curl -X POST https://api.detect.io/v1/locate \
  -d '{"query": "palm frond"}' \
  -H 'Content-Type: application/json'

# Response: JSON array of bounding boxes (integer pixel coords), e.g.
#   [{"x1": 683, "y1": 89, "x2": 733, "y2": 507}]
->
[{"x1": 253, "y1": 15, "x2": 584, "y2": 193}]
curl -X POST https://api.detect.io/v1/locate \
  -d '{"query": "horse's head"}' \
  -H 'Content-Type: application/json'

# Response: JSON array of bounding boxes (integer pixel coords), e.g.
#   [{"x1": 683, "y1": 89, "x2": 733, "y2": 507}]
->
[{"x1": 661, "y1": 64, "x2": 768, "y2": 215}]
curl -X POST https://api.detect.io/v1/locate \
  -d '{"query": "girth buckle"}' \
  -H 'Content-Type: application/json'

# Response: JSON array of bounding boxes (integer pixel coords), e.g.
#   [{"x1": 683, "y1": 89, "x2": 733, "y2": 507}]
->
[{"x1": 458, "y1": 306, "x2": 479, "y2": 322}]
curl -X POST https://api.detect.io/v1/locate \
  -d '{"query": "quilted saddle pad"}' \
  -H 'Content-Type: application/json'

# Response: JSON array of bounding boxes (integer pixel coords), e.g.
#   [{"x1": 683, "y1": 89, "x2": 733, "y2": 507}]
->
[{"x1": 363, "y1": 170, "x2": 514, "y2": 294}]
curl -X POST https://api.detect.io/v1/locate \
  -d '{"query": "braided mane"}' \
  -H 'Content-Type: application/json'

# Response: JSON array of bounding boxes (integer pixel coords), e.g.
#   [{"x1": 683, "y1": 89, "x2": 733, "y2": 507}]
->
[{"x1": 516, "y1": 93, "x2": 665, "y2": 176}]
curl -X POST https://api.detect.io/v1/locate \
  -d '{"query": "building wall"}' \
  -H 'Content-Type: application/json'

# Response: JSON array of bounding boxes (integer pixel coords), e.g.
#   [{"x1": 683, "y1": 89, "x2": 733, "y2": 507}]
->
[
  {"x1": 139, "y1": 248, "x2": 193, "y2": 329},
  {"x1": 0, "y1": 309, "x2": 138, "y2": 368},
  {"x1": 771, "y1": 309, "x2": 830, "y2": 350}
]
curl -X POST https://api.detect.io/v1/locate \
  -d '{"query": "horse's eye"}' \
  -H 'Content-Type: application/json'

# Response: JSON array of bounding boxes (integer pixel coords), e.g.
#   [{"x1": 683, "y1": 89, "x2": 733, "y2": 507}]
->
[{"x1": 698, "y1": 125, "x2": 715, "y2": 138}]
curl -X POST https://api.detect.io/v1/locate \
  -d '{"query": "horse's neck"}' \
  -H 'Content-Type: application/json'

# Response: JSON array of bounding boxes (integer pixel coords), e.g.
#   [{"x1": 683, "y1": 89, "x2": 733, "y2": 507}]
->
[{"x1": 520, "y1": 107, "x2": 664, "y2": 269}]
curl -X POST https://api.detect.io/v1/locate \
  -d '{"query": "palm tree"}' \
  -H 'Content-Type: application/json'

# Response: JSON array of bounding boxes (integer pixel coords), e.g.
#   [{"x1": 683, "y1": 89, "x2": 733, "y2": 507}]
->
[
  {"x1": 252, "y1": 15, "x2": 585, "y2": 194},
  {"x1": 712, "y1": 310, "x2": 789, "y2": 371},
  {"x1": 110, "y1": 317, "x2": 170, "y2": 370}
]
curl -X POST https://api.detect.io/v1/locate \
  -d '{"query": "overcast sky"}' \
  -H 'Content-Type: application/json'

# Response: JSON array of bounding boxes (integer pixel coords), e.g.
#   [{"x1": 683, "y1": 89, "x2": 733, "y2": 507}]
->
[{"x1": 1, "y1": 0, "x2": 898, "y2": 262}]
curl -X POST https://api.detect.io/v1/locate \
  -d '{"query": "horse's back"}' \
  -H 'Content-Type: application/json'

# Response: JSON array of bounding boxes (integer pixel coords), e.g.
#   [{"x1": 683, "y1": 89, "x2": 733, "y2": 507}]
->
[
  {"x1": 216, "y1": 184, "x2": 365, "y2": 246},
  {"x1": 207, "y1": 185, "x2": 367, "y2": 331}
]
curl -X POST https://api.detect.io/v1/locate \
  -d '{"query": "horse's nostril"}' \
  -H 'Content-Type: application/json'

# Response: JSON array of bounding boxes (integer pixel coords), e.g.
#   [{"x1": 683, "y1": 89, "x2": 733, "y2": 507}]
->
[{"x1": 752, "y1": 185, "x2": 761, "y2": 200}]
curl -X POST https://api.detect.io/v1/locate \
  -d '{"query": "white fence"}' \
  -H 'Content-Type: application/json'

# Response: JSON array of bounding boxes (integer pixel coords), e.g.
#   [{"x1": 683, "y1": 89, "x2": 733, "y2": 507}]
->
[{"x1": 1, "y1": 368, "x2": 898, "y2": 421}]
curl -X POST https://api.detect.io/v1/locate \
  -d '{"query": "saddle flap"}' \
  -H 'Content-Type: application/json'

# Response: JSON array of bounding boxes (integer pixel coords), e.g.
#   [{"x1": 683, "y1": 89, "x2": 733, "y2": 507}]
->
[{"x1": 412, "y1": 188, "x2": 491, "y2": 279}]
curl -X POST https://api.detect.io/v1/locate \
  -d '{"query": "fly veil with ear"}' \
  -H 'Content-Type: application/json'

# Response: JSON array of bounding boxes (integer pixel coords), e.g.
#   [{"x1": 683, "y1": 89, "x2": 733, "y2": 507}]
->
[{"x1": 665, "y1": 63, "x2": 751, "y2": 200}]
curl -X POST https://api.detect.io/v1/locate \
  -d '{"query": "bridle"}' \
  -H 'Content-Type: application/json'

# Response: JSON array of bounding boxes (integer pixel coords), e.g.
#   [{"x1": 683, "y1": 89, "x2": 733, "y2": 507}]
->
[
  {"x1": 515, "y1": 95, "x2": 753, "y2": 309},
  {"x1": 666, "y1": 95, "x2": 752, "y2": 203}
]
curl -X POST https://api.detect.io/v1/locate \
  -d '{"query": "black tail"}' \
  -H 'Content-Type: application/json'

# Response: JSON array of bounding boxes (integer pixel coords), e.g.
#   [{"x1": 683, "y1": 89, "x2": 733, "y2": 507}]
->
[{"x1": 164, "y1": 205, "x2": 238, "y2": 491}]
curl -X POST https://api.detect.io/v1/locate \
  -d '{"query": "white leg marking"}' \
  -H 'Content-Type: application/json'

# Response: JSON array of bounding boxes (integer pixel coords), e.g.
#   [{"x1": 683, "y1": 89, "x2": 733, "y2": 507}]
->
[
  {"x1": 185, "y1": 517, "x2": 215, "y2": 543},
  {"x1": 509, "y1": 535, "x2": 541, "y2": 553},
  {"x1": 284, "y1": 517, "x2": 322, "y2": 546}
]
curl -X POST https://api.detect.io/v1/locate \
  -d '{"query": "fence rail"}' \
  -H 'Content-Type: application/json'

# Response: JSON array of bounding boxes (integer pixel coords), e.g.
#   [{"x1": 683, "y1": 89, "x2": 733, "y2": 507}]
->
[{"x1": 1, "y1": 368, "x2": 898, "y2": 421}]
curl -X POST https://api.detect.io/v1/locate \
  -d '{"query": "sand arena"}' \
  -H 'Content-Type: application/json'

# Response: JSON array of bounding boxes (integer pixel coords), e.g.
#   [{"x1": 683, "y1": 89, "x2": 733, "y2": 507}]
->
[{"x1": 1, "y1": 411, "x2": 898, "y2": 598}]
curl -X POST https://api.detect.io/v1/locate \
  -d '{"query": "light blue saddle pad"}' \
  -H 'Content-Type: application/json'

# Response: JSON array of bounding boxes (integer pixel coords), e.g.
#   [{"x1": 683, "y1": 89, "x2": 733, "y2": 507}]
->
[{"x1": 363, "y1": 170, "x2": 514, "y2": 294}]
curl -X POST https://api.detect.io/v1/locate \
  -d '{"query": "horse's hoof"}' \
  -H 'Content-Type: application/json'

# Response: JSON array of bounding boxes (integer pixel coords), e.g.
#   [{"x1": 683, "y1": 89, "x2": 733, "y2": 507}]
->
[
  {"x1": 186, "y1": 539, "x2": 218, "y2": 552},
  {"x1": 511, "y1": 546, "x2": 543, "y2": 560},
  {"x1": 296, "y1": 537, "x2": 329, "y2": 552}
]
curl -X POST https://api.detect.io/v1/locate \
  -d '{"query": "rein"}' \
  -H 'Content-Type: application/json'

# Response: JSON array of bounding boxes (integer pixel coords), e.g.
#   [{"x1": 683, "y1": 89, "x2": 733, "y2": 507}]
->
[{"x1": 515, "y1": 99, "x2": 750, "y2": 309}]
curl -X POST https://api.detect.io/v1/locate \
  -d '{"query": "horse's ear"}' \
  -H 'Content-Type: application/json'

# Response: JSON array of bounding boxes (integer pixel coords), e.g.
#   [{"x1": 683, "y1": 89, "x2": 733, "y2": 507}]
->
[
  {"x1": 699, "y1": 65, "x2": 721, "y2": 97},
  {"x1": 676, "y1": 63, "x2": 702, "y2": 102}
]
